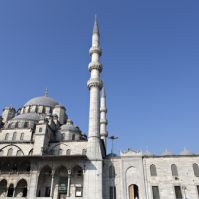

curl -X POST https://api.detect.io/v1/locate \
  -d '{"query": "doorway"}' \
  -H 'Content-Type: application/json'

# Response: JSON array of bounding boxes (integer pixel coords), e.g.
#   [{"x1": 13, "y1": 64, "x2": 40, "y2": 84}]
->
[{"x1": 128, "y1": 184, "x2": 139, "y2": 199}]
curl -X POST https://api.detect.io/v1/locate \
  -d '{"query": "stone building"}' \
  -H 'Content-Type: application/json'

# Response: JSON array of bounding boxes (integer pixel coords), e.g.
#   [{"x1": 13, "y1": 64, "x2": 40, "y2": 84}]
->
[{"x1": 0, "y1": 18, "x2": 199, "y2": 199}]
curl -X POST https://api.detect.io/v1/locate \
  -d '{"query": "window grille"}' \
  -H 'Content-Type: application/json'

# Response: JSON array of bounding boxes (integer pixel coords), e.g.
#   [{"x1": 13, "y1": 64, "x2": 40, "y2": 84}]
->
[
  {"x1": 171, "y1": 164, "x2": 178, "y2": 176},
  {"x1": 193, "y1": 164, "x2": 199, "y2": 177},
  {"x1": 174, "y1": 186, "x2": 182, "y2": 199},
  {"x1": 109, "y1": 165, "x2": 115, "y2": 178},
  {"x1": 109, "y1": 186, "x2": 116, "y2": 199},
  {"x1": 12, "y1": 132, "x2": 17, "y2": 141},
  {"x1": 150, "y1": 164, "x2": 157, "y2": 176},
  {"x1": 7, "y1": 148, "x2": 13, "y2": 156},
  {"x1": 152, "y1": 186, "x2": 160, "y2": 199}
]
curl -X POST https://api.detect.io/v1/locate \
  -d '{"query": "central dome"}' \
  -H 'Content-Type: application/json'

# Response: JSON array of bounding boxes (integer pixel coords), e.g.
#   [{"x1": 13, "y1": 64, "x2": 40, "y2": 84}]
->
[{"x1": 25, "y1": 96, "x2": 59, "y2": 107}]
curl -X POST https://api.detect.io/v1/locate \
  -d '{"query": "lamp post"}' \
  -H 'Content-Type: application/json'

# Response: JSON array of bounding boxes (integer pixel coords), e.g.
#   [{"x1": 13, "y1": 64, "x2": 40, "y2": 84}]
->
[{"x1": 108, "y1": 136, "x2": 118, "y2": 155}]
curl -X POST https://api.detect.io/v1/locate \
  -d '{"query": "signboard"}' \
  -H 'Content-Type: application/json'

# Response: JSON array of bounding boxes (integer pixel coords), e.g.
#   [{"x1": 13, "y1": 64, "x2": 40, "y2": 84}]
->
[{"x1": 58, "y1": 184, "x2": 67, "y2": 193}]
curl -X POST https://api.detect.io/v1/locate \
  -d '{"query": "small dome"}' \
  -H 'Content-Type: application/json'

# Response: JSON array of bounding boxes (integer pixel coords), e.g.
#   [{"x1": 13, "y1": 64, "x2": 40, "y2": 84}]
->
[
  {"x1": 25, "y1": 96, "x2": 59, "y2": 107},
  {"x1": 60, "y1": 119, "x2": 80, "y2": 132},
  {"x1": 180, "y1": 148, "x2": 193, "y2": 156},
  {"x1": 143, "y1": 150, "x2": 153, "y2": 156},
  {"x1": 161, "y1": 149, "x2": 173, "y2": 156},
  {"x1": 12, "y1": 113, "x2": 42, "y2": 121}
]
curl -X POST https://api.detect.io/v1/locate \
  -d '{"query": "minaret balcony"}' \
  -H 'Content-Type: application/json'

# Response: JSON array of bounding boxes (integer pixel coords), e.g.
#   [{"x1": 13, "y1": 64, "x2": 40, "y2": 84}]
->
[
  {"x1": 88, "y1": 62, "x2": 103, "y2": 72},
  {"x1": 100, "y1": 118, "x2": 108, "y2": 125},
  {"x1": 87, "y1": 78, "x2": 103, "y2": 89},
  {"x1": 89, "y1": 46, "x2": 102, "y2": 56}
]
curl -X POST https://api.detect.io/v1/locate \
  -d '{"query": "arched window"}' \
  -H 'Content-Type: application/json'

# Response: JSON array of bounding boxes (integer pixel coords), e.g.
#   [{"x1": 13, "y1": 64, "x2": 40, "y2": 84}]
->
[
  {"x1": 7, "y1": 184, "x2": 14, "y2": 197},
  {"x1": 171, "y1": 164, "x2": 178, "y2": 176},
  {"x1": 14, "y1": 179, "x2": 27, "y2": 197},
  {"x1": 150, "y1": 164, "x2": 157, "y2": 176},
  {"x1": 20, "y1": 133, "x2": 24, "y2": 141},
  {"x1": 0, "y1": 150, "x2": 3, "y2": 156},
  {"x1": 14, "y1": 122, "x2": 18, "y2": 128},
  {"x1": 29, "y1": 149, "x2": 33, "y2": 156},
  {"x1": 5, "y1": 133, "x2": 9, "y2": 141},
  {"x1": 37, "y1": 166, "x2": 52, "y2": 197},
  {"x1": 72, "y1": 165, "x2": 83, "y2": 177},
  {"x1": 12, "y1": 132, "x2": 17, "y2": 141},
  {"x1": 35, "y1": 106, "x2": 38, "y2": 113},
  {"x1": 16, "y1": 150, "x2": 23, "y2": 156},
  {"x1": 7, "y1": 148, "x2": 13, "y2": 156},
  {"x1": 66, "y1": 149, "x2": 71, "y2": 155},
  {"x1": 193, "y1": 163, "x2": 199, "y2": 177},
  {"x1": 0, "y1": 179, "x2": 7, "y2": 197},
  {"x1": 109, "y1": 165, "x2": 115, "y2": 178},
  {"x1": 39, "y1": 128, "x2": 42, "y2": 132},
  {"x1": 72, "y1": 134, "x2": 75, "y2": 141},
  {"x1": 62, "y1": 133, "x2": 65, "y2": 140},
  {"x1": 24, "y1": 122, "x2": 28, "y2": 128},
  {"x1": 42, "y1": 107, "x2": 45, "y2": 114}
]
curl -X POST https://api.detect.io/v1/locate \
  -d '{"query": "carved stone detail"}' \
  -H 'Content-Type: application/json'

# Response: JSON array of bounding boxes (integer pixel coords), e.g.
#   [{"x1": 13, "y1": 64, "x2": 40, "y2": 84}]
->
[
  {"x1": 100, "y1": 118, "x2": 108, "y2": 125},
  {"x1": 87, "y1": 79, "x2": 103, "y2": 89},
  {"x1": 88, "y1": 62, "x2": 103, "y2": 72},
  {"x1": 89, "y1": 47, "x2": 102, "y2": 56}
]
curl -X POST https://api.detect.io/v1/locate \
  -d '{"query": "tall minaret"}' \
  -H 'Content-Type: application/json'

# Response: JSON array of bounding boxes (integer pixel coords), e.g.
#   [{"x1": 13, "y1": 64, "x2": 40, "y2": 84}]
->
[
  {"x1": 84, "y1": 16, "x2": 103, "y2": 199},
  {"x1": 87, "y1": 16, "x2": 103, "y2": 158},
  {"x1": 100, "y1": 87, "x2": 108, "y2": 148}
]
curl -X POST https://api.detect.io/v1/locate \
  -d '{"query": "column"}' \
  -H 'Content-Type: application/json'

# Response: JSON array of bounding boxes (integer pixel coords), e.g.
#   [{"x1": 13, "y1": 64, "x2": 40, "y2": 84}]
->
[
  {"x1": 27, "y1": 170, "x2": 39, "y2": 199},
  {"x1": 67, "y1": 169, "x2": 71, "y2": 197},
  {"x1": 50, "y1": 170, "x2": 55, "y2": 197}
]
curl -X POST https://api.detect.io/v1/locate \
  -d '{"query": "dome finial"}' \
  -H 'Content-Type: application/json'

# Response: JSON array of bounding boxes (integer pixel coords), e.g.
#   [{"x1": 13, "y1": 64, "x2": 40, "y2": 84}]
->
[{"x1": 45, "y1": 88, "x2": 48, "y2": 97}]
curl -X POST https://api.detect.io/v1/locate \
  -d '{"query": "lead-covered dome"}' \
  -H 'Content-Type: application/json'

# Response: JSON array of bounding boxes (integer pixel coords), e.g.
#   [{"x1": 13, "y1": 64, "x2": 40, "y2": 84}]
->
[
  {"x1": 60, "y1": 119, "x2": 80, "y2": 132},
  {"x1": 13, "y1": 113, "x2": 41, "y2": 121},
  {"x1": 180, "y1": 148, "x2": 193, "y2": 156},
  {"x1": 24, "y1": 96, "x2": 59, "y2": 107}
]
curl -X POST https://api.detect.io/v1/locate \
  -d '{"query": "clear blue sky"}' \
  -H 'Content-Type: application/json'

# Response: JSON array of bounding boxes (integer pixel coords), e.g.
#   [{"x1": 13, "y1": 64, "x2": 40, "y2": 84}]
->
[{"x1": 0, "y1": 0, "x2": 198, "y2": 155}]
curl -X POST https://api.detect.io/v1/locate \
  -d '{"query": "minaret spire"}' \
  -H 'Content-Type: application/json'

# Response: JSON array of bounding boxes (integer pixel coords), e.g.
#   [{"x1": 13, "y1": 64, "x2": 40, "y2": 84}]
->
[
  {"x1": 87, "y1": 16, "x2": 103, "y2": 157},
  {"x1": 100, "y1": 87, "x2": 108, "y2": 147},
  {"x1": 84, "y1": 17, "x2": 103, "y2": 199},
  {"x1": 93, "y1": 15, "x2": 100, "y2": 35}
]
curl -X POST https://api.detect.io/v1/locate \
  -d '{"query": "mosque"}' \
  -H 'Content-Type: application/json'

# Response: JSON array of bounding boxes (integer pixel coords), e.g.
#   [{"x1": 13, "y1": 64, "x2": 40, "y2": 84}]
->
[{"x1": 0, "y1": 18, "x2": 199, "y2": 199}]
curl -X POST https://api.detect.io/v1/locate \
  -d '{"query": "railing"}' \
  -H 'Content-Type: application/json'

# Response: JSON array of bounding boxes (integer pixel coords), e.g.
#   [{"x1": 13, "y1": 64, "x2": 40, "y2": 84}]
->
[{"x1": 0, "y1": 171, "x2": 30, "y2": 175}]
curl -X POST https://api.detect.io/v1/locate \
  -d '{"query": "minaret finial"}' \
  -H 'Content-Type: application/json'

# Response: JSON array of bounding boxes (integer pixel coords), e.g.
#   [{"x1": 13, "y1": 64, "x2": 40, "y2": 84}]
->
[
  {"x1": 45, "y1": 88, "x2": 48, "y2": 97},
  {"x1": 93, "y1": 15, "x2": 100, "y2": 35}
]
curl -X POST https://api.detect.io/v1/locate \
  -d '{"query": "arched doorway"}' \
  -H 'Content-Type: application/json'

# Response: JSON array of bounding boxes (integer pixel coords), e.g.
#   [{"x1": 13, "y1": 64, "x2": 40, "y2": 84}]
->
[
  {"x1": 72, "y1": 165, "x2": 83, "y2": 197},
  {"x1": 14, "y1": 179, "x2": 27, "y2": 197},
  {"x1": 7, "y1": 184, "x2": 14, "y2": 197},
  {"x1": 128, "y1": 184, "x2": 139, "y2": 199},
  {"x1": 55, "y1": 166, "x2": 68, "y2": 199},
  {"x1": 0, "y1": 179, "x2": 7, "y2": 197},
  {"x1": 37, "y1": 166, "x2": 52, "y2": 197}
]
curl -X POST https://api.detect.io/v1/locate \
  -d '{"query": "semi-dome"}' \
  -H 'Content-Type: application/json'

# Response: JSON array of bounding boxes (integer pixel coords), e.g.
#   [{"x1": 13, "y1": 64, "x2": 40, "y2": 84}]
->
[
  {"x1": 13, "y1": 113, "x2": 42, "y2": 121},
  {"x1": 180, "y1": 148, "x2": 193, "y2": 156},
  {"x1": 60, "y1": 119, "x2": 80, "y2": 132},
  {"x1": 161, "y1": 149, "x2": 173, "y2": 156},
  {"x1": 143, "y1": 150, "x2": 153, "y2": 156},
  {"x1": 24, "y1": 96, "x2": 59, "y2": 107}
]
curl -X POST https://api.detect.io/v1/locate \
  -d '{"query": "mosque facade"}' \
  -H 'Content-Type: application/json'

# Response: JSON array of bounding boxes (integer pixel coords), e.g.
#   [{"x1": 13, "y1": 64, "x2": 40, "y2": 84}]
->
[{"x1": 0, "y1": 18, "x2": 199, "y2": 199}]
